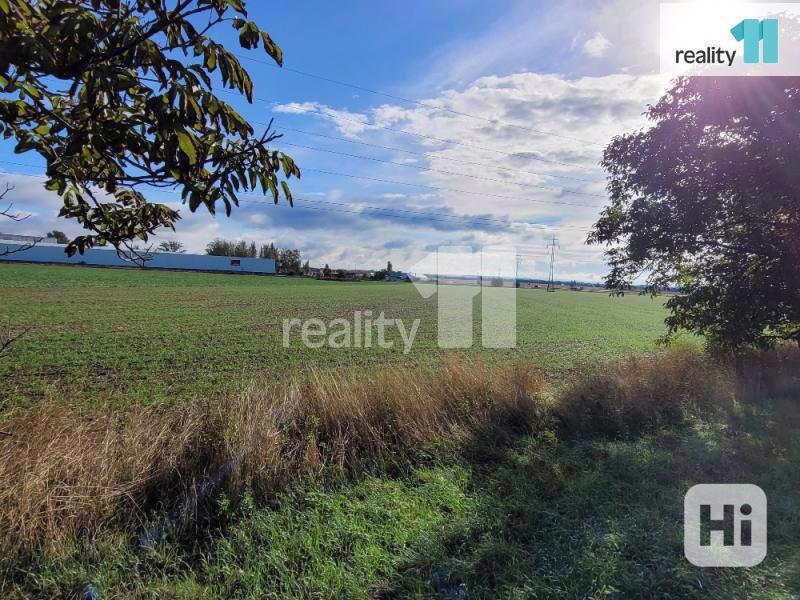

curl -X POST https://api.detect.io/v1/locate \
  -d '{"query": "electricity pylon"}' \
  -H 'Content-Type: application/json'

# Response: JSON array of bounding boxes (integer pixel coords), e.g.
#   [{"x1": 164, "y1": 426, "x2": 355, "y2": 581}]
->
[{"x1": 546, "y1": 236, "x2": 559, "y2": 292}]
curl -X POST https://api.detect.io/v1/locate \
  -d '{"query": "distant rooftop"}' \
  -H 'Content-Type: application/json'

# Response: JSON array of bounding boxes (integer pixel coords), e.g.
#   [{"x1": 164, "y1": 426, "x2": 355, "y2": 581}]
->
[{"x1": 0, "y1": 233, "x2": 59, "y2": 245}]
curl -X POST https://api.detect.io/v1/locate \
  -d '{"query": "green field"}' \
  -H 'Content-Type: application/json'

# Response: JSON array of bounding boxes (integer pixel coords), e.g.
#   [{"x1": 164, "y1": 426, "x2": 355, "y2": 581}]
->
[
  {"x1": 4, "y1": 262, "x2": 800, "y2": 599},
  {"x1": 0, "y1": 262, "x2": 680, "y2": 409}
]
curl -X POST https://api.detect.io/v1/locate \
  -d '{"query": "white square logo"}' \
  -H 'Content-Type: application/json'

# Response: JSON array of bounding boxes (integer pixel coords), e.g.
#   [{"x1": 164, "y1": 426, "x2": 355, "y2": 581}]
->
[{"x1": 684, "y1": 484, "x2": 767, "y2": 567}]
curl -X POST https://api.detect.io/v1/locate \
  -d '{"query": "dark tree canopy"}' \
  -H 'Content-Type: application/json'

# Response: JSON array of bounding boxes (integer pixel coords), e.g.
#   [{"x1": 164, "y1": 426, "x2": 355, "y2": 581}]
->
[
  {"x1": 591, "y1": 77, "x2": 800, "y2": 349},
  {"x1": 46, "y1": 230, "x2": 69, "y2": 244},
  {"x1": 0, "y1": 0, "x2": 300, "y2": 260}
]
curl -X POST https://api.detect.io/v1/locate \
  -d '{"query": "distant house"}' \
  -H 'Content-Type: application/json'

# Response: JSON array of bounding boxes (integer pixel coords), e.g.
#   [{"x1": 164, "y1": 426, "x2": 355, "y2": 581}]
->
[{"x1": 387, "y1": 271, "x2": 411, "y2": 282}]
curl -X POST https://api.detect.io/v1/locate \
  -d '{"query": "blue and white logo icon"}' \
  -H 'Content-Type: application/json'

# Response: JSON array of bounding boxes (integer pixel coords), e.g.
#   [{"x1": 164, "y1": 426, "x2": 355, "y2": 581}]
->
[{"x1": 731, "y1": 19, "x2": 779, "y2": 63}]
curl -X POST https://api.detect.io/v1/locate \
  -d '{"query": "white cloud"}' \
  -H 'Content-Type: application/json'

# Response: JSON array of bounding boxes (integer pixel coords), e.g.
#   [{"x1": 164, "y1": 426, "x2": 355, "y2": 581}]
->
[
  {"x1": 0, "y1": 65, "x2": 671, "y2": 281},
  {"x1": 583, "y1": 32, "x2": 612, "y2": 58},
  {"x1": 272, "y1": 102, "x2": 371, "y2": 139},
  {"x1": 268, "y1": 70, "x2": 669, "y2": 276}
]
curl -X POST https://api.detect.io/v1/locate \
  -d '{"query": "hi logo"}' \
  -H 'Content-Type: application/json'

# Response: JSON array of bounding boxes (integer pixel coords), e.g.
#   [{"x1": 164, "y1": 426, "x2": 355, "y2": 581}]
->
[
  {"x1": 731, "y1": 19, "x2": 779, "y2": 63},
  {"x1": 684, "y1": 484, "x2": 767, "y2": 567},
  {"x1": 409, "y1": 245, "x2": 517, "y2": 348}
]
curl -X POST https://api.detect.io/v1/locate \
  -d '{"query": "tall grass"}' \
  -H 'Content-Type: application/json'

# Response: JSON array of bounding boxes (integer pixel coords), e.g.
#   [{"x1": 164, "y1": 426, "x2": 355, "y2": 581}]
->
[
  {"x1": 0, "y1": 346, "x2": 796, "y2": 565},
  {"x1": 0, "y1": 359, "x2": 545, "y2": 561},
  {"x1": 556, "y1": 345, "x2": 736, "y2": 437}
]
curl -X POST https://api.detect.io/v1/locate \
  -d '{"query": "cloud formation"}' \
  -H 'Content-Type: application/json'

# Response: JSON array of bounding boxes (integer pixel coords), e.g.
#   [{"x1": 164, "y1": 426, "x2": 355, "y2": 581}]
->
[
  {"x1": 583, "y1": 33, "x2": 612, "y2": 58},
  {"x1": 1, "y1": 25, "x2": 672, "y2": 282}
]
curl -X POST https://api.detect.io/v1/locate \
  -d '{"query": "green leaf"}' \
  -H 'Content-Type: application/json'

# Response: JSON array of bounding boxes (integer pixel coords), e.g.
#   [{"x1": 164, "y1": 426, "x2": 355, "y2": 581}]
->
[{"x1": 176, "y1": 132, "x2": 197, "y2": 164}]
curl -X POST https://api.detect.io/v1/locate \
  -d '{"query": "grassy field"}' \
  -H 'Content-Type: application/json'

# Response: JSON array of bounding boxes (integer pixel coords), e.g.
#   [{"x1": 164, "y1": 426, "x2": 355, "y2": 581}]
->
[
  {"x1": 1, "y1": 262, "x2": 798, "y2": 598},
  {"x1": 4, "y1": 348, "x2": 799, "y2": 598},
  {"x1": 0, "y1": 262, "x2": 680, "y2": 409}
]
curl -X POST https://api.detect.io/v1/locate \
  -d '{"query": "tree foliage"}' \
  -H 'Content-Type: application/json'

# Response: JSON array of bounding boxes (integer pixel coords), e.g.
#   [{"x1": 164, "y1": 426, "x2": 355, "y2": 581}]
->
[
  {"x1": 590, "y1": 77, "x2": 800, "y2": 349},
  {"x1": 258, "y1": 242, "x2": 276, "y2": 259},
  {"x1": 156, "y1": 239, "x2": 184, "y2": 253},
  {"x1": 276, "y1": 247, "x2": 300, "y2": 274},
  {"x1": 205, "y1": 237, "x2": 254, "y2": 257},
  {"x1": 204, "y1": 238, "x2": 299, "y2": 270},
  {"x1": 0, "y1": 0, "x2": 300, "y2": 261},
  {"x1": 46, "y1": 230, "x2": 69, "y2": 244}
]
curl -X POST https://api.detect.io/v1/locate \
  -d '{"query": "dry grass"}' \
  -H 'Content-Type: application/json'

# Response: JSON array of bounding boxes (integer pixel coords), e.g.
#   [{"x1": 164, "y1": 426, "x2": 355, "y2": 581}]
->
[
  {"x1": 0, "y1": 358, "x2": 546, "y2": 561},
  {"x1": 556, "y1": 345, "x2": 737, "y2": 437},
  {"x1": 1, "y1": 345, "x2": 796, "y2": 565}
]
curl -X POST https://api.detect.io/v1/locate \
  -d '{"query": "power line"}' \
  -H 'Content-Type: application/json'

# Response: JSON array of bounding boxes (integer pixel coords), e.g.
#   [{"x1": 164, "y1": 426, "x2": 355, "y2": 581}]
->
[
  {"x1": 275, "y1": 125, "x2": 600, "y2": 184},
  {"x1": 241, "y1": 194, "x2": 590, "y2": 231},
  {"x1": 300, "y1": 166, "x2": 604, "y2": 209},
  {"x1": 213, "y1": 89, "x2": 601, "y2": 173},
  {"x1": 0, "y1": 156, "x2": 603, "y2": 211},
  {"x1": 277, "y1": 141, "x2": 605, "y2": 198},
  {"x1": 271, "y1": 104, "x2": 600, "y2": 172},
  {"x1": 233, "y1": 52, "x2": 605, "y2": 147},
  {"x1": 0, "y1": 167, "x2": 593, "y2": 232}
]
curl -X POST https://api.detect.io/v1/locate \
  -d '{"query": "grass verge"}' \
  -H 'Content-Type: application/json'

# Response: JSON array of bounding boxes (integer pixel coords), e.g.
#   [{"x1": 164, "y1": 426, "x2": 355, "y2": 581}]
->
[{"x1": 1, "y1": 345, "x2": 798, "y2": 597}]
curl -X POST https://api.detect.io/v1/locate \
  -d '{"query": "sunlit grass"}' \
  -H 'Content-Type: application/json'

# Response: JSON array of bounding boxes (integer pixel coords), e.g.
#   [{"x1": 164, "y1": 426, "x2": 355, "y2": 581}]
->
[{"x1": 0, "y1": 262, "x2": 680, "y2": 408}]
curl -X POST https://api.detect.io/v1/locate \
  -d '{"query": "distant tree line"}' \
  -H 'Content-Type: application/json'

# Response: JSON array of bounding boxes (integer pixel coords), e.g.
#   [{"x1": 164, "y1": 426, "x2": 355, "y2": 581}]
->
[
  {"x1": 205, "y1": 238, "x2": 309, "y2": 275},
  {"x1": 370, "y1": 261, "x2": 394, "y2": 281}
]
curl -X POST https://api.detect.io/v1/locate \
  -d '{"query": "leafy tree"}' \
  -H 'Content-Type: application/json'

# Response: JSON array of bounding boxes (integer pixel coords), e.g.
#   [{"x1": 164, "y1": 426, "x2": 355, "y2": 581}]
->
[
  {"x1": 258, "y1": 242, "x2": 276, "y2": 259},
  {"x1": 46, "y1": 230, "x2": 69, "y2": 244},
  {"x1": 233, "y1": 240, "x2": 251, "y2": 258},
  {"x1": 322, "y1": 263, "x2": 331, "y2": 278},
  {"x1": 157, "y1": 240, "x2": 185, "y2": 253},
  {"x1": 301, "y1": 259, "x2": 310, "y2": 276},
  {"x1": 387, "y1": 260, "x2": 392, "y2": 273},
  {"x1": 205, "y1": 238, "x2": 259, "y2": 257},
  {"x1": 277, "y1": 248, "x2": 300, "y2": 274},
  {"x1": 259, "y1": 242, "x2": 277, "y2": 259},
  {"x1": 205, "y1": 238, "x2": 229, "y2": 256},
  {"x1": 590, "y1": 77, "x2": 800, "y2": 349},
  {"x1": 0, "y1": 0, "x2": 300, "y2": 262}
]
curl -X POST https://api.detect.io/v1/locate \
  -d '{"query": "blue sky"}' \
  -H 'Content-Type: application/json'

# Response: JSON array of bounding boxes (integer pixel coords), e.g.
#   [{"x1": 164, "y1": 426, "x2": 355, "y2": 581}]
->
[{"x1": 0, "y1": 0, "x2": 674, "y2": 281}]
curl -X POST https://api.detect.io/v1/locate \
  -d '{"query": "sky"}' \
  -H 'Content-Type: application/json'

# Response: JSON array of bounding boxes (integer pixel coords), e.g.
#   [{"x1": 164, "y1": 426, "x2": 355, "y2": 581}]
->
[{"x1": 0, "y1": 0, "x2": 681, "y2": 282}]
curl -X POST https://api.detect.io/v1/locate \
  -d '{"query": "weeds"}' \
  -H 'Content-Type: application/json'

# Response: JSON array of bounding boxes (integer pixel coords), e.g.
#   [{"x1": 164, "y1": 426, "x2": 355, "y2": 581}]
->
[{"x1": 1, "y1": 345, "x2": 797, "y2": 594}]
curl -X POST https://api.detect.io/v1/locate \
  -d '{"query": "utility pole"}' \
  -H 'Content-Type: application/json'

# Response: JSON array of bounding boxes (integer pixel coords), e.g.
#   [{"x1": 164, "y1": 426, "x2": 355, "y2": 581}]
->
[{"x1": 546, "y1": 236, "x2": 559, "y2": 292}]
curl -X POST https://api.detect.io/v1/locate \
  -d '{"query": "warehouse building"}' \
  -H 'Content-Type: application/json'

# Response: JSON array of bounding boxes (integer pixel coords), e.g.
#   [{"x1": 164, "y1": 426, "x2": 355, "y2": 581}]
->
[{"x1": 0, "y1": 235, "x2": 276, "y2": 274}]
